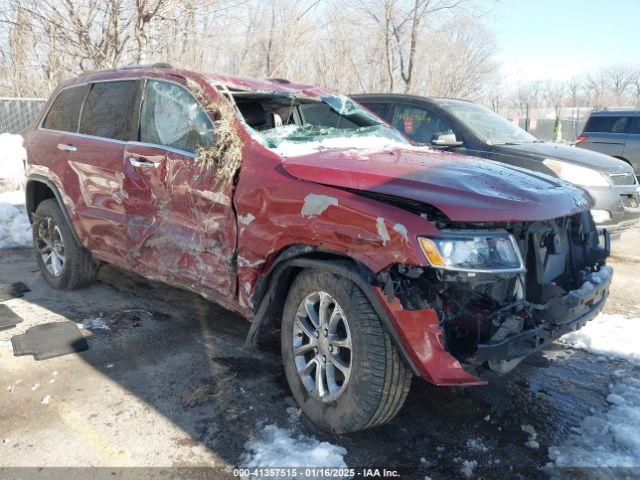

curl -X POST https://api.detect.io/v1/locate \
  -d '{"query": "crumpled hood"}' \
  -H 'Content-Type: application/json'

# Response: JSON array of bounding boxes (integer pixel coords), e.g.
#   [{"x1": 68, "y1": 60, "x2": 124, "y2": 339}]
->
[{"x1": 282, "y1": 147, "x2": 593, "y2": 222}]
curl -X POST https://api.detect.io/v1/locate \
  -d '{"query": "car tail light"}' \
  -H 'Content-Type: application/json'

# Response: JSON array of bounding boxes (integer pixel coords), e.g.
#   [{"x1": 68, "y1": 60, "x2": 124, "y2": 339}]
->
[{"x1": 575, "y1": 134, "x2": 587, "y2": 144}]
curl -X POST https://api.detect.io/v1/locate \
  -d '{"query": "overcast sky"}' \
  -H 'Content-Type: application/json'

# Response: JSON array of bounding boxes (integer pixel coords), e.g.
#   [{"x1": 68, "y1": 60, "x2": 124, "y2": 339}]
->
[{"x1": 491, "y1": 0, "x2": 640, "y2": 85}]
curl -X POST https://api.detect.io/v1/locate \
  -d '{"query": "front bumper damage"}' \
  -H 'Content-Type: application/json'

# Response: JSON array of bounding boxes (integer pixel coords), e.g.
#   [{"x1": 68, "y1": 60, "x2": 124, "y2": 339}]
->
[
  {"x1": 474, "y1": 265, "x2": 611, "y2": 363},
  {"x1": 373, "y1": 212, "x2": 613, "y2": 385}
]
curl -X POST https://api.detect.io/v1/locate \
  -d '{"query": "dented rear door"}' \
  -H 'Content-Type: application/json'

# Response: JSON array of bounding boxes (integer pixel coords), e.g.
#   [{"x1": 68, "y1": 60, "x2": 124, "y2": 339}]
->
[{"x1": 122, "y1": 78, "x2": 237, "y2": 299}]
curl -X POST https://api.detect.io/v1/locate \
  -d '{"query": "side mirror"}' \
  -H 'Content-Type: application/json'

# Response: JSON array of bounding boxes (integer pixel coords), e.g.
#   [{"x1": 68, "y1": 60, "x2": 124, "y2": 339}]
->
[{"x1": 431, "y1": 132, "x2": 463, "y2": 148}]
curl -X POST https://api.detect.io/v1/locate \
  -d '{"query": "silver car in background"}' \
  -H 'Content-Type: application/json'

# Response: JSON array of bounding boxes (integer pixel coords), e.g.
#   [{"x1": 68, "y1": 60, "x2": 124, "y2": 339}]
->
[{"x1": 577, "y1": 109, "x2": 640, "y2": 176}]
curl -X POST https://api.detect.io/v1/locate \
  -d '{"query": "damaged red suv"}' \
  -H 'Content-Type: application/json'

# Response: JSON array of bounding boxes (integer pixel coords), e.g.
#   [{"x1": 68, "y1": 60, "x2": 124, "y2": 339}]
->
[{"x1": 23, "y1": 65, "x2": 612, "y2": 433}]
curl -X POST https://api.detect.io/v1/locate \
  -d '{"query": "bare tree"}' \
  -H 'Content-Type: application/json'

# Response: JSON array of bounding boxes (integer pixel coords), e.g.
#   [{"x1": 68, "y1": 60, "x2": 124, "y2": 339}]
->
[
  {"x1": 355, "y1": 0, "x2": 470, "y2": 93},
  {"x1": 605, "y1": 64, "x2": 633, "y2": 103},
  {"x1": 0, "y1": 0, "x2": 498, "y2": 101},
  {"x1": 630, "y1": 69, "x2": 640, "y2": 108},
  {"x1": 566, "y1": 77, "x2": 583, "y2": 108},
  {"x1": 544, "y1": 81, "x2": 566, "y2": 120},
  {"x1": 419, "y1": 15, "x2": 497, "y2": 99}
]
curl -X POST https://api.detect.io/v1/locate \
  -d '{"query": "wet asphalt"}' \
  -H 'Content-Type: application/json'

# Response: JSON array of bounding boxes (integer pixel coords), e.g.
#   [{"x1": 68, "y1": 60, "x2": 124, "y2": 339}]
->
[{"x1": 1, "y1": 227, "x2": 639, "y2": 479}]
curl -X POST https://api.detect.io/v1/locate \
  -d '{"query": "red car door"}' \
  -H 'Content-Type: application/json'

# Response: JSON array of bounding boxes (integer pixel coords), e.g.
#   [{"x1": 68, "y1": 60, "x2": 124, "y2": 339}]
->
[
  {"x1": 122, "y1": 78, "x2": 237, "y2": 300},
  {"x1": 65, "y1": 79, "x2": 140, "y2": 260}
]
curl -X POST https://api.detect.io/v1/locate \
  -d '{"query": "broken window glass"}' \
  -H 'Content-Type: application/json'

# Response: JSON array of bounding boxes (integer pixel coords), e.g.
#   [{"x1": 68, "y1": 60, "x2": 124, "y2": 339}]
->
[
  {"x1": 232, "y1": 92, "x2": 410, "y2": 157},
  {"x1": 141, "y1": 80, "x2": 214, "y2": 153}
]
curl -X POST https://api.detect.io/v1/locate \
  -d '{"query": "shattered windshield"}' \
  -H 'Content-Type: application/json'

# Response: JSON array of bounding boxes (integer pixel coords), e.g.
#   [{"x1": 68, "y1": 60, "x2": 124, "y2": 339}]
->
[
  {"x1": 435, "y1": 99, "x2": 537, "y2": 145},
  {"x1": 234, "y1": 92, "x2": 409, "y2": 157}
]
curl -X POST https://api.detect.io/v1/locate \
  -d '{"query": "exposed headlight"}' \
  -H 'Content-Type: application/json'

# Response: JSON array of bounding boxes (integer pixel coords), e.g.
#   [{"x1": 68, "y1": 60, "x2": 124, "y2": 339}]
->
[
  {"x1": 418, "y1": 230, "x2": 525, "y2": 273},
  {"x1": 543, "y1": 158, "x2": 610, "y2": 187}
]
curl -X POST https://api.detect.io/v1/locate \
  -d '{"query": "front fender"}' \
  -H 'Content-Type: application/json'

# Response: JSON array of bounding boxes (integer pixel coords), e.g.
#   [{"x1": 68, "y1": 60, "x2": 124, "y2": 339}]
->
[{"x1": 245, "y1": 254, "x2": 483, "y2": 386}]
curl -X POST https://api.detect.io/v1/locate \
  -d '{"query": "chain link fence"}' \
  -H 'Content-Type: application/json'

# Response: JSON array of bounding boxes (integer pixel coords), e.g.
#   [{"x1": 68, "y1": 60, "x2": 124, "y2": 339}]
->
[
  {"x1": 0, "y1": 97, "x2": 46, "y2": 134},
  {"x1": 517, "y1": 118, "x2": 588, "y2": 143}
]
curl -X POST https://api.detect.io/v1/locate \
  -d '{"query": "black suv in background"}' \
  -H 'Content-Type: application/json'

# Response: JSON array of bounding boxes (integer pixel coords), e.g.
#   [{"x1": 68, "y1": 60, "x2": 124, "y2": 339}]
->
[
  {"x1": 576, "y1": 110, "x2": 640, "y2": 175},
  {"x1": 353, "y1": 94, "x2": 640, "y2": 237}
]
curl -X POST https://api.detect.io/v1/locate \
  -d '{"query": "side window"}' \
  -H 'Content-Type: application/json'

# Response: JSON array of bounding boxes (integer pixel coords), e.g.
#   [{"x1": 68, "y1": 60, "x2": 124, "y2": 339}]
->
[
  {"x1": 584, "y1": 116, "x2": 629, "y2": 134},
  {"x1": 79, "y1": 81, "x2": 139, "y2": 140},
  {"x1": 391, "y1": 104, "x2": 454, "y2": 144},
  {"x1": 626, "y1": 117, "x2": 640, "y2": 134},
  {"x1": 140, "y1": 80, "x2": 214, "y2": 153},
  {"x1": 611, "y1": 117, "x2": 629, "y2": 133},
  {"x1": 42, "y1": 85, "x2": 89, "y2": 132},
  {"x1": 361, "y1": 102, "x2": 390, "y2": 121}
]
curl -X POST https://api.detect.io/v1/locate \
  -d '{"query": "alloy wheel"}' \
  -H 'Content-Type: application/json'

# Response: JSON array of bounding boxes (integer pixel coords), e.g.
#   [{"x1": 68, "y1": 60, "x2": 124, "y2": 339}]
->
[
  {"x1": 36, "y1": 216, "x2": 66, "y2": 277},
  {"x1": 292, "y1": 291, "x2": 352, "y2": 402}
]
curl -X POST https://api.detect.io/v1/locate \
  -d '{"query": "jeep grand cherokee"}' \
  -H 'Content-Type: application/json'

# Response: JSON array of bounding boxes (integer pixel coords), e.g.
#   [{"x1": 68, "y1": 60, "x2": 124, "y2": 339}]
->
[{"x1": 23, "y1": 65, "x2": 612, "y2": 433}]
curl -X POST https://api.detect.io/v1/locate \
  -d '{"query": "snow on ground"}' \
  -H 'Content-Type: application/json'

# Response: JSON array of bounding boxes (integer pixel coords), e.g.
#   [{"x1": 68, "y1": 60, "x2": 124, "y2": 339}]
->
[
  {"x1": 550, "y1": 314, "x2": 640, "y2": 470},
  {"x1": 560, "y1": 313, "x2": 640, "y2": 366},
  {"x1": 241, "y1": 409, "x2": 348, "y2": 476},
  {"x1": 0, "y1": 133, "x2": 27, "y2": 190},
  {"x1": 0, "y1": 189, "x2": 30, "y2": 249},
  {"x1": 0, "y1": 133, "x2": 30, "y2": 249}
]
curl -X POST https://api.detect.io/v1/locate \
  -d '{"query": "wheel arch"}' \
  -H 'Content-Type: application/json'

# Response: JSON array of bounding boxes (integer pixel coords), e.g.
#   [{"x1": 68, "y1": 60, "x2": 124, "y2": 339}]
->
[
  {"x1": 245, "y1": 244, "x2": 421, "y2": 376},
  {"x1": 26, "y1": 175, "x2": 82, "y2": 245}
]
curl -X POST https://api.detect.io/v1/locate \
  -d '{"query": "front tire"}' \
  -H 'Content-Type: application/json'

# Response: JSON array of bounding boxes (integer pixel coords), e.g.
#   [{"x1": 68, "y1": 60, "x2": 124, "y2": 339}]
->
[
  {"x1": 281, "y1": 269, "x2": 412, "y2": 433},
  {"x1": 33, "y1": 199, "x2": 98, "y2": 290}
]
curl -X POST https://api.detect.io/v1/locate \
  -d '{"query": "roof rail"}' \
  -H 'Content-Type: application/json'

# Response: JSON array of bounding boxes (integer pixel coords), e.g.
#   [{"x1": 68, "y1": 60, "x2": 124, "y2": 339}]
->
[
  {"x1": 119, "y1": 63, "x2": 173, "y2": 70},
  {"x1": 269, "y1": 78, "x2": 291, "y2": 84},
  {"x1": 79, "y1": 63, "x2": 174, "y2": 76}
]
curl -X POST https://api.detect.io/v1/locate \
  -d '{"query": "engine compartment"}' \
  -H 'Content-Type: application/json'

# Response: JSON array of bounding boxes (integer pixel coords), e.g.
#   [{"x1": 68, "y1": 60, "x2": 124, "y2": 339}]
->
[{"x1": 382, "y1": 211, "x2": 611, "y2": 372}]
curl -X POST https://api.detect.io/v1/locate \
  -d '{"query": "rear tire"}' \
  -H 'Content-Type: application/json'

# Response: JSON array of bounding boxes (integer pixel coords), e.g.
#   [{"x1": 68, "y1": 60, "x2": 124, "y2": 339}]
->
[
  {"x1": 33, "y1": 199, "x2": 98, "y2": 290},
  {"x1": 281, "y1": 269, "x2": 412, "y2": 433}
]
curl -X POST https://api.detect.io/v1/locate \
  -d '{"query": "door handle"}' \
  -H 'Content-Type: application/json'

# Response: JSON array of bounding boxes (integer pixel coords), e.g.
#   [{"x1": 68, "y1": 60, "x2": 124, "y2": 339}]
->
[
  {"x1": 128, "y1": 157, "x2": 159, "y2": 168},
  {"x1": 57, "y1": 143, "x2": 77, "y2": 152}
]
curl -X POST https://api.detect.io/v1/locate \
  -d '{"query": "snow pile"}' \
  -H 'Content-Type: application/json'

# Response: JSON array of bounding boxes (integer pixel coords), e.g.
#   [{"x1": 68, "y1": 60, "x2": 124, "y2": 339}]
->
[
  {"x1": 242, "y1": 413, "x2": 348, "y2": 474},
  {"x1": 549, "y1": 376, "x2": 640, "y2": 468},
  {"x1": 560, "y1": 313, "x2": 640, "y2": 366},
  {"x1": 521, "y1": 424, "x2": 540, "y2": 450},
  {"x1": 0, "y1": 133, "x2": 26, "y2": 190},
  {"x1": 0, "y1": 189, "x2": 31, "y2": 249},
  {"x1": 551, "y1": 313, "x2": 640, "y2": 468},
  {"x1": 459, "y1": 459, "x2": 477, "y2": 479},
  {"x1": 466, "y1": 437, "x2": 488, "y2": 452},
  {"x1": 0, "y1": 134, "x2": 30, "y2": 249},
  {"x1": 569, "y1": 265, "x2": 613, "y2": 297}
]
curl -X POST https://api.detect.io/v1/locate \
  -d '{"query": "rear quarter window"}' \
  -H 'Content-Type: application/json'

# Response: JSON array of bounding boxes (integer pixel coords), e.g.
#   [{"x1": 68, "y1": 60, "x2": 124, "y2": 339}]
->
[
  {"x1": 79, "y1": 80, "x2": 139, "y2": 141},
  {"x1": 627, "y1": 117, "x2": 640, "y2": 134},
  {"x1": 583, "y1": 115, "x2": 629, "y2": 133},
  {"x1": 42, "y1": 85, "x2": 89, "y2": 132}
]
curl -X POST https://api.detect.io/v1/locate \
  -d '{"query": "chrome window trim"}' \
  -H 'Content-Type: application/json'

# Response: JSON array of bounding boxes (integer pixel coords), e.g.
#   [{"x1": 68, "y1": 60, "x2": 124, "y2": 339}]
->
[
  {"x1": 39, "y1": 77, "x2": 142, "y2": 131},
  {"x1": 35, "y1": 128, "x2": 127, "y2": 145},
  {"x1": 126, "y1": 141, "x2": 195, "y2": 158},
  {"x1": 37, "y1": 74, "x2": 227, "y2": 158}
]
